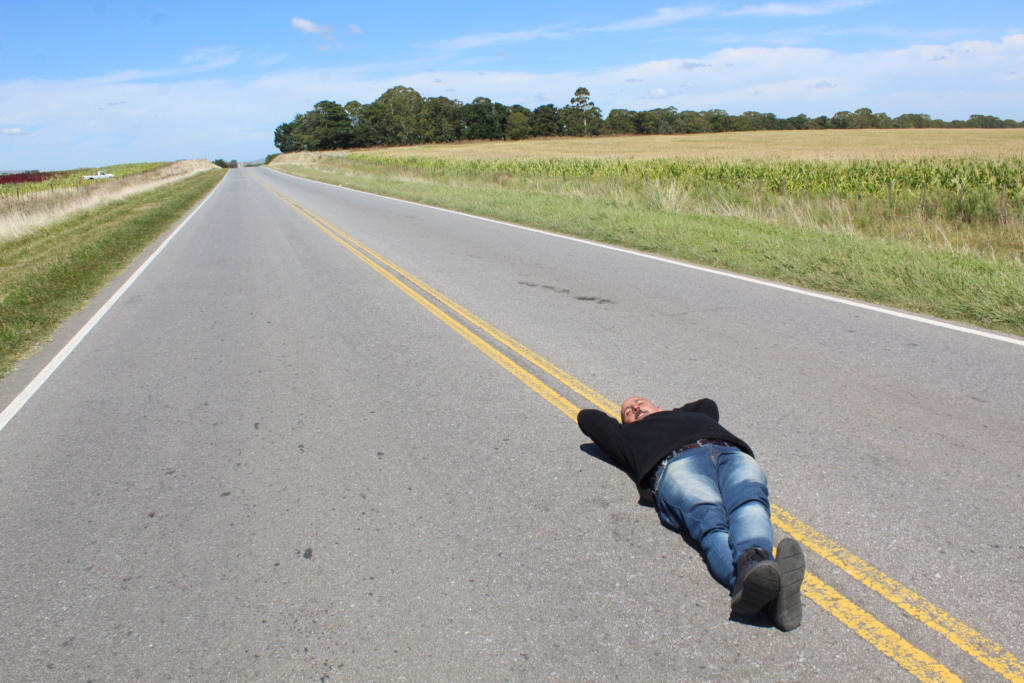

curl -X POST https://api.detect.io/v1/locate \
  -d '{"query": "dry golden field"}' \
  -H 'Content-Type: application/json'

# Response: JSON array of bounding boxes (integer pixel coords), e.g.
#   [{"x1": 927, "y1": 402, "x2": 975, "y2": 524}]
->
[
  {"x1": 332, "y1": 129, "x2": 1024, "y2": 162},
  {"x1": 275, "y1": 129, "x2": 1024, "y2": 262},
  {"x1": 0, "y1": 159, "x2": 218, "y2": 242}
]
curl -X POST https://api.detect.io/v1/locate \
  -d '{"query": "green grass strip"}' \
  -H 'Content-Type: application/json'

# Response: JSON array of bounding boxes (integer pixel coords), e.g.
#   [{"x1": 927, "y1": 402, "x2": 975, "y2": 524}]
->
[
  {"x1": 0, "y1": 169, "x2": 226, "y2": 378},
  {"x1": 276, "y1": 164, "x2": 1024, "y2": 339}
]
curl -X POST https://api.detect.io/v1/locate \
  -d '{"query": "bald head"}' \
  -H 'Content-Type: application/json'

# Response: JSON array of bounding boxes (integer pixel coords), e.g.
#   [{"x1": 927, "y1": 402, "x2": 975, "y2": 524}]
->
[{"x1": 621, "y1": 396, "x2": 662, "y2": 423}]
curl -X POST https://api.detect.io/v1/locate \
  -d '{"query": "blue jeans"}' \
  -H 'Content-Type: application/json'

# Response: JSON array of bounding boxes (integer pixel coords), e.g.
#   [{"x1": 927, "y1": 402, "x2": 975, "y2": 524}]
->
[{"x1": 652, "y1": 442, "x2": 773, "y2": 590}]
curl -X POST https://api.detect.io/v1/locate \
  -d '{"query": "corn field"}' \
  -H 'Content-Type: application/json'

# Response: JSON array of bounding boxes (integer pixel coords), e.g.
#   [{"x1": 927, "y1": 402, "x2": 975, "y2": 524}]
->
[
  {"x1": 332, "y1": 153, "x2": 1024, "y2": 258},
  {"x1": 356, "y1": 155, "x2": 1020, "y2": 204}
]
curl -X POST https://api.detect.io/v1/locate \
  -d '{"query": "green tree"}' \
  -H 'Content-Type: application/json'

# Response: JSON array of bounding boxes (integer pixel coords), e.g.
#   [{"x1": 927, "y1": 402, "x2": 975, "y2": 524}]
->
[
  {"x1": 829, "y1": 111, "x2": 853, "y2": 129},
  {"x1": 703, "y1": 109, "x2": 738, "y2": 133},
  {"x1": 303, "y1": 100, "x2": 355, "y2": 149},
  {"x1": 894, "y1": 113, "x2": 932, "y2": 129},
  {"x1": 274, "y1": 100, "x2": 354, "y2": 150},
  {"x1": 276, "y1": 82, "x2": 1022, "y2": 152},
  {"x1": 341, "y1": 101, "x2": 375, "y2": 147},
  {"x1": 603, "y1": 109, "x2": 638, "y2": 135},
  {"x1": 274, "y1": 100, "x2": 355, "y2": 152},
  {"x1": 423, "y1": 96, "x2": 464, "y2": 143},
  {"x1": 505, "y1": 105, "x2": 533, "y2": 140},
  {"x1": 491, "y1": 102, "x2": 510, "y2": 139},
  {"x1": 562, "y1": 87, "x2": 603, "y2": 136},
  {"x1": 364, "y1": 86, "x2": 428, "y2": 146},
  {"x1": 873, "y1": 112, "x2": 894, "y2": 129},
  {"x1": 635, "y1": 107, "x2": 679, "y2": 135},
  {"x1": 850, "y1": 108, "x2": 877, "y2": 129},
  {"x1": 785, "y1": 114, "x2": 813, "y2": 130},
  {"x1": 727, "y1": 115, "x2": 755, "y2": 132},
  {"x1": 505, "y1": 110, "x2": 532, "y2": 140},
  {"x1": 678, "y1": 110, "x2": 711, "y2": 134},
  {"x1": 274, "y1": 121, "x2": 299, "y2": 153},
  {"x1": 462, "y1": 97, "x2": 508, "y2": 140},
  {"x1": 966, "y1": 114, "x2": 1005, "y2": 128},
  {"x1": 508, "y1": 104, "x2": 532, "y2": 120},
  {"x1": 741, "y1": 111, "x2": 783, "y2": 130},
  {"x1": 531, "y1": 104, "x2": 562, "y2": 136}
]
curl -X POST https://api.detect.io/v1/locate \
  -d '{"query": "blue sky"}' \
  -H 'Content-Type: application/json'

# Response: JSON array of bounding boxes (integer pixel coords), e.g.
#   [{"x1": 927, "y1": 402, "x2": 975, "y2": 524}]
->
[{"x1": 1, "y1": 0, "x2": 1021, "y2": 170}]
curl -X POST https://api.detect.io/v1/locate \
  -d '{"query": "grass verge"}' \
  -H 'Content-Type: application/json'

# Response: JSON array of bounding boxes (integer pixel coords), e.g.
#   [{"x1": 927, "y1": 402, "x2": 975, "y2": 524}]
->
[
  {"x1": 1, "y1": 159, "x2": 218, "y2": 242},
  {"x1": 273, "y1": 162, "x2": 1024, "y2": 339},
  {"x1": 0, "y1": 169, "x2": 226, "y2": 378}
]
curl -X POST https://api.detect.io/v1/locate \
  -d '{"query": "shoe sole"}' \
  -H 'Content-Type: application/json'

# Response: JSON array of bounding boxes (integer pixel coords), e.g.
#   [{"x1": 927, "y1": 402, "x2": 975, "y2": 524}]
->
[
  {"x1": 731, "y1": 561, "x2": 781, "y2": 615},
  {"x1": 773, "y1": 538, "x2": 805, "y2": 631}
]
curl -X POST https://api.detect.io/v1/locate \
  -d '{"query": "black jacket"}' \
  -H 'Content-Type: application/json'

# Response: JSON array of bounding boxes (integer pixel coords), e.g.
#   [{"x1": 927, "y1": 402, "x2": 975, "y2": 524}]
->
[{"x1": 577, "y1": 398, "x2": 752, "y2": 505}]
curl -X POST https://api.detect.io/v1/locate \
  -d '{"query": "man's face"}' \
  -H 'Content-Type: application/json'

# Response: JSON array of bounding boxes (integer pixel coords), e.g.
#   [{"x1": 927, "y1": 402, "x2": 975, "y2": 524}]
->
[{"x1": 621, "y1": 396, "x2": 662, "y2": 424}]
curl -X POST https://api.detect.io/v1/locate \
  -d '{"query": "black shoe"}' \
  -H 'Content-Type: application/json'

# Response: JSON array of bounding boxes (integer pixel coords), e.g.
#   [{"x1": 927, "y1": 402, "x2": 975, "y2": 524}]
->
[
  {"x1": 731, "y1": 548, "x2": 780, "y2": 615},
  {"x1": 770, "y1": 538, "x2": 805, "y2": 631}
]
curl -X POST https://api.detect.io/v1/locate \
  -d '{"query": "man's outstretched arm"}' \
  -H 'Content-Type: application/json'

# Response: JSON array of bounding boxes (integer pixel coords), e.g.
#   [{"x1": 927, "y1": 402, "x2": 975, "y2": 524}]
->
[
  {"x1": 679, "y1": 398, "x2": 719, "y2": 421},
  {"x1": 577, "y1": 409, "x2": 629, "y2": 470}
]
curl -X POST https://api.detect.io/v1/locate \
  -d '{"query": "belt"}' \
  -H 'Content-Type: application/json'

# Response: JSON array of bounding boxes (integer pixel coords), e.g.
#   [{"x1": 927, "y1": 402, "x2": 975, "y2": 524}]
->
[
  {"x1": 673, "y1": 438, "x2": 733, "y2": 455},
  {"x1": 649, "y1": 439, "x2": 734, "y2": 489}
]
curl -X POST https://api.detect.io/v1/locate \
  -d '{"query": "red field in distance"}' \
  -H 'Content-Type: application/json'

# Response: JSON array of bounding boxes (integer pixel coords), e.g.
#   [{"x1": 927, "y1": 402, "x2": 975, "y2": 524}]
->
[{"x1": 0, "y1": 172, "x2": 56, "y2": 185}]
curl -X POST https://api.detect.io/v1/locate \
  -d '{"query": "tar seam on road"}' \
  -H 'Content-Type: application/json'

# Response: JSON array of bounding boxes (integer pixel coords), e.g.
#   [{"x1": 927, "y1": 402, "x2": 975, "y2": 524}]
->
[
  {"x1": 263, "y1": 175, "x2": 1023, "y2": 683},
  {"x1": 273, "y1": 168, "x2": 1024, "y2": 349},
  {"x1": 0, "y1": 175, "x2": 227, "y2": 436}
]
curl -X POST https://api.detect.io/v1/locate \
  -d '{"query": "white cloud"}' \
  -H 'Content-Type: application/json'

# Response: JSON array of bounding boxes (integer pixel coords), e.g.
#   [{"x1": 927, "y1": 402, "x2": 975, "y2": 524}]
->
[
  {"x1": 603, "y1": 33, "x2": 1024, "y2": 117},
  {"x1": 291, "y1": 17, "x2": 361, "y2": 50},
  {"x1": 727, "y1": 0, "x2": 878, "y2": 17},
  {"x1": 66, "y1": 47, "x2": 241, "y2": 86},
  {"x1": 424, "y1": 1, "x2": 869, "y2": 55},
  {"x1": 179, "y1": 47, "x2": 241, "y2": 71},
  {"x1": 430, "y1": 27, "x2": 572, "y2": 51},
  {"x1": 2, "y1": 33, "x2": 1021, "y2": 170},
  {"x1": 291, "y1": 18, "x2": 331, "y2": 35},
  {"x1": 589, "y1": 0, "x2": 873, "y2": 32},
  {"x1": 427, "y1": 7, "x2": 711, "y2": 53},
  {"x1": 594, "y1": 6, "x2": 715, "y2": 31},
  {"x1": 256, "y1": 53, "x2": 290, "y2": 68}
]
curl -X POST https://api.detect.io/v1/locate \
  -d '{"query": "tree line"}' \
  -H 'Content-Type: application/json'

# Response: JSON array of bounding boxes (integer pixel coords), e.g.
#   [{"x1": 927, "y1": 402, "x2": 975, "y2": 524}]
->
[{"x1": 274, "y1": 86, "x2": 1022, "y2": 153}]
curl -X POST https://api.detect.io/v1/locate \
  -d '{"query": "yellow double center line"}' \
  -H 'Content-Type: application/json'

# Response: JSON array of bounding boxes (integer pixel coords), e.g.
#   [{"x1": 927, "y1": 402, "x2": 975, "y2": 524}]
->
[{"x1": 267, "y1": 181, "x2": 1023, "y2": 683}]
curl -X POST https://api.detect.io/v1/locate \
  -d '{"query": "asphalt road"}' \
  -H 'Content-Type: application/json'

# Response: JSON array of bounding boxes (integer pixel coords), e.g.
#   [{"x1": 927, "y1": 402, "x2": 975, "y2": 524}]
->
[{"x1": 2, "y1": 167, "x2": 1022, "y2": 681}]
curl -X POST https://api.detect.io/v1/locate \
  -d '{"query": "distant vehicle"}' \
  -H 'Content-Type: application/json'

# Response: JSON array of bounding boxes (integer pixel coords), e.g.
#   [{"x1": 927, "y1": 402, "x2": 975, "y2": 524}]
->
[{"x1": 83, "y1": 171, "x2": 116, "y2": 180}]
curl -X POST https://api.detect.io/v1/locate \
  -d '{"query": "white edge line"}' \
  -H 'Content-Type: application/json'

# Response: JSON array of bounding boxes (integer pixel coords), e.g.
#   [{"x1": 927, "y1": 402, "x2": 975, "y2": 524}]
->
[
  {"x1": 0, "y1": 176, "x2": 226, "y2": 434},
  {"x1": 269, "y1": 167, "x2": 1024, "y2": 348}
]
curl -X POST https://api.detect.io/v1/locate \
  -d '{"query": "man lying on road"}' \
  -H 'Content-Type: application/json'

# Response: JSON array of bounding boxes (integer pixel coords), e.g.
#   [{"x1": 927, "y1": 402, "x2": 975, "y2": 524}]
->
[{"x1": 577, "y1": 396, "x2": 805, "y2": 631}]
